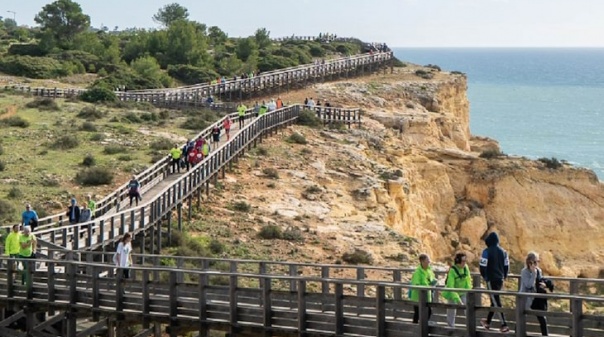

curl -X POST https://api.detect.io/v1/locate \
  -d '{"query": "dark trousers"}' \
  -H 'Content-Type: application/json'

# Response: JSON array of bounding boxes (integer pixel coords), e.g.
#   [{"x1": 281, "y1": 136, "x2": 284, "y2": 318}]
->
[
  {"x1": 486, "y1": 279, "x2": 507, "y2": 326},
  {"x1": 129, "y1": 192, "x2": 140, "y2": 207},
  {"x1": 413, "y1": 305, "x2": 432, "y2": 324},
  {"x1": 536, "y1": 315, "x2": 548, "y2": 336},
  {"x1": 239, "y1": 116, "x2": 245, "y2": 128},
  {"x1": 171, "y1": 158, "x2": 180, "y2": 173}
]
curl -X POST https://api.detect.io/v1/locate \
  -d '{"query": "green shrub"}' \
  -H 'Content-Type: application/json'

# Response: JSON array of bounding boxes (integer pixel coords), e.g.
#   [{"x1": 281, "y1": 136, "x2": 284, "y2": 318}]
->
[
  {"x1": 150, "y1": 153, "x2": 166, "y2": 163},
  {"x1": 123, "y1": 112, "x2": 142, "y2": 123},
  {"x1": 305, "y1": 185, "x2": 322, "y2": 194},
  {"x1": 75, "y1": 167, "x2": 114, "y2": 186},
  {"x1": 77, "y1": 106, "x2": 106, "y2": 120},
  {"x1": 103, "y1": 145, "x2": 127, "y2": 155},
  {"x1": 208, "y1": 239, "x2": 225, "y2": 254},
  {"x1": 82, "y1": 154, "x2": 96, "y2": 167},
  {"x1": 0, "y1": 161, "x2": 5, "y2": 171},
  {"x1": 258, "y1": 224, "x2": 283, "y2": 239},
  {"x1": 0, "y1": 199, "x2": 16, "y2": 222},
  {"x1": 262, "y1": 167, "x2": 279, "y2": 179},
  {"x1": 90, "y1": 133, "x2": 104, "y2": 141},
  {"x1": 80, "y1": 86, "x2": 117, "y2": 103},
  {"x1": 25, "y1": 98, "x2": 60, "y2": 111},
  {"x1": 150, "y1": 138, "x2": 173, "y2": 151},
  {"x1": 479, "y1": 149, "x2": 503, "y2": 159},
  {"x1": 140, "y1": 112, "x2": 159, "y2": 122},
  {"x1": 159, "y1": 110, "x2": 170, "y2": 120},
  {"x1": 231, "y1": 201, "x2": 251, "y2": 212},
  {"x1": 0, "y1": 55, "x2": 66, "y2": 78},
  {"x1": 425, "y1": 64, "x2": 441, "y2": 71},
  {"x1": 297, "y1": 110, "x2": 322, "y2": 127},
  {"x1": 255, "y1": 147, "x2": 268, "y2": 156},
  {"x1": 0, "y1": 144, "x2": 3, "y2": 155},
  {"x1": 282, "y1": 226, "x2": 304, "y2": 241},
  {"x1": 7, "y1": 186, "x2": 23, "y2": 199},
  {"x1": 51, "y1": 135, "x2": 79, "y2": 149},
  {"x1": 342, "y1": 249, "x2": 373, "y2": 265},
  {"x1": 117, "y1": 155, "x2": 132, "y2": 162},
  {"x1": 80, "y1": 121, "x2": 97, "y2": 132},
  {"x1": 415, "y1": 69, "x2": 433, "y2": 79},
  {"x1": 167, "y1": 64, "x2": 220, "y2": 85},
  {"x1": 0, "y1": 116, "x2": 30, "y2": 128},
  {"x1": 538, "y1": 157, "x2": 563, "y2": 170},
  {"x1": 288, "y1": 132, "x2": 307, "y2": 144},
  {"x1": 180, "y1": 116, "x2": 211, "y2": 130}
]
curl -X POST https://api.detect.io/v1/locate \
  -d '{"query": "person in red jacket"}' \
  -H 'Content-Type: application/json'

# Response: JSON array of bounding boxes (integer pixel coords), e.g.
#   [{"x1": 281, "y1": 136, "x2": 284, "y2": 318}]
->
[{"x1": 223, "y1": 116, "x2": 233, "y2": 140}]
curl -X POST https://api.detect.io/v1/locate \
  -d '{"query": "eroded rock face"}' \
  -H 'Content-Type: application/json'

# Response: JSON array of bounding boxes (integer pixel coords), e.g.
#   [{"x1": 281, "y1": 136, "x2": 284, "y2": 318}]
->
[{"x1": 207, "y1": 66, "x2": 604, "y2": 277}]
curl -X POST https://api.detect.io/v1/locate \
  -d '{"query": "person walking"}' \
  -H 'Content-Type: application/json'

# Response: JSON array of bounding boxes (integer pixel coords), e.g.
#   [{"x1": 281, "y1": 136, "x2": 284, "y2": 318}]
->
[
  {"x1": 114, "y1": 233, "x2": 133, "y2": 293},
  {"x1": 19, "y1": 226, "x2": 37, "y2": 285},
  {"x1": 169, "y1": 144, "x2": 182, "y2": 174},
  {"x1": 4, "y1": 224, "x2": 21, "y2": 279},
  {"x1": 128, "y1": 175, "x2": 141, "y2": 207},
  {"x1": 443, "y1": 252, "x2": 473, "y2": 328},
  {"x1": 480, "y1": 232, "x2": 510, "y2": 333},
  {"x1": 237, "y1": 103, "x2": 247, "y2": 128},
  {"x1": 86, "y1": 194, "x2": 97, "y2": 220},
  {"x1": 410, "y1": 254, "x2": 437, "y2": 324},
  {"x1": 66, "y1": 198, "x2": 80, "y2": 225},
  {"x1": 223, "y1": 116, "x2": 232, "y2": 140},
  {"x1": 21, "y1": 204, "x2": 39, "y2": 232},
  {"x1": 520, "y1": 252, "x2": 553, "y2": 336}
]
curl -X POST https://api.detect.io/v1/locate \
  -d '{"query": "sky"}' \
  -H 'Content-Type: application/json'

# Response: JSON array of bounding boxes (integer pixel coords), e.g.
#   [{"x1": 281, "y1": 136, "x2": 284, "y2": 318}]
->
[{"x1": 2, "y1": 0, "x2": 604, "y2": 47}]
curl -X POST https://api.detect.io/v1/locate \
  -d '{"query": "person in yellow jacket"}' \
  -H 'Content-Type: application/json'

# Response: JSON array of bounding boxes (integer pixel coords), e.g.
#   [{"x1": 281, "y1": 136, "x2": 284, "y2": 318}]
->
[
  {"x1": 237, "y1": 103, "x2": 247, "y2": 128},
  {"x1": 409, "y1": 253, "x2": 437, "y2": 324},
  {"x1": 201, "y1": 141, "x2": 210, "y2": 157},
  {"x1": 169, "y1": 144, "x2": 182, "y2": 174},
  {"x1": 4, "y1": 224, "x2": 21, "y2": 257},
  {"x1": 19, "y1": 226, "x2": 36, "y2": 285},
  {"x1": 442, "y1": 252, "x2": 473, "y2": 327}
]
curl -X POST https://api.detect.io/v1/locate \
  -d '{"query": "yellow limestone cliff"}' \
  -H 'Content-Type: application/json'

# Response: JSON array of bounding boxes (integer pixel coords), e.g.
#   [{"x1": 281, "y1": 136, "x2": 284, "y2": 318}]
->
[
  {"x1": 317, "y1": 66, "x2": 604, "y2": 277},
  {"x1": 204, "y1": 66, "x2": 604, "y2": 278}
]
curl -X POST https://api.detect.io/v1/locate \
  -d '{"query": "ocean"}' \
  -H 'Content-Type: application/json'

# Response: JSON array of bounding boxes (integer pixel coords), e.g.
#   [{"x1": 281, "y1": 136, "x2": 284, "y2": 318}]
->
[{"x1": 393, "y1": 48, "x2": 604, "y2": 179}]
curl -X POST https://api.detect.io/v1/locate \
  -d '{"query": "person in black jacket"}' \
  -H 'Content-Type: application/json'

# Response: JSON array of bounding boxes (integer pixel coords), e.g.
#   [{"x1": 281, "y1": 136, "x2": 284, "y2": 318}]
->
[
  {"x1": 66, "y1": 198, "x2": 80, "y2": 224},
  {"x1": 479, "y1": 232, "x2": 510, "y2": 333}
]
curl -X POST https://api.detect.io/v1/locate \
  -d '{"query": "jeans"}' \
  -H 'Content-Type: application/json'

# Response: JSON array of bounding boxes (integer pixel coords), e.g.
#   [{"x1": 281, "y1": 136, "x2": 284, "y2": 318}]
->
[{"x1": 486, "y1": 279, "x2": 507, "y2": 327}]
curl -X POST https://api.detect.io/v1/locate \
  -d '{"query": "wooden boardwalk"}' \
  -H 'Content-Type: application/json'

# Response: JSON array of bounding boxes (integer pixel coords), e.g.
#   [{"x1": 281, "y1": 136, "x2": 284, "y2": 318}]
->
[
  {"x1": 1, "y1": 46, "x2": 603, "y2": 336},
  {"x1": 2, "y1": 52, "x2": 393, "y2": 108}
]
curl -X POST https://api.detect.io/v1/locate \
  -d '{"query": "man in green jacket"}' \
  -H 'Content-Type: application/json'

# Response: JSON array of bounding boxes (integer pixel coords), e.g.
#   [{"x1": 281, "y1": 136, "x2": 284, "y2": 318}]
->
[
  {"x1": 19, "y1": 226, "x2": 37, "y2": 285},
  {"x1": 443, "y1": 252, "x2": 473, "y2": 327},
  {"x1": 410, "y1": 253, "x2": 437, "y2": 324},
  {"x1": 237, "y1": 103, "x2": 247, "y2": 128}
]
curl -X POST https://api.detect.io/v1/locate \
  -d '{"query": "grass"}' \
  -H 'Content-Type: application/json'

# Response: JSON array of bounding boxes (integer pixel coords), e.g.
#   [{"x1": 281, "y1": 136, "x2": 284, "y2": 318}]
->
[{"x1": 0, "y1": 94, "x2": 197, "y2": 220}]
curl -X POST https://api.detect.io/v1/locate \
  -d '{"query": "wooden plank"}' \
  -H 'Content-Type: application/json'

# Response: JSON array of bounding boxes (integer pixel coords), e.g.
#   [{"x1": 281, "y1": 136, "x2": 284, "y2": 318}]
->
[{"x1": 75, "y1": 318, "x2": 108, "y2": 337}]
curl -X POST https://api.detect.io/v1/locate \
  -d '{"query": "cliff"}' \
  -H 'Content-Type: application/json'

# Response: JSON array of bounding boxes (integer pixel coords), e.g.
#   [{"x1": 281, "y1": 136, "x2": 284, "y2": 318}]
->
[{"x1": 197, "y1": 65, "x2": 604, "y2": 278}]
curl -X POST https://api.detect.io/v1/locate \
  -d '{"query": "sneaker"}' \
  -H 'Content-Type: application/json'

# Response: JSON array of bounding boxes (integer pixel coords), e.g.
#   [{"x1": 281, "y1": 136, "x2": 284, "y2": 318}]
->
[
  {"x1": 500, "y1": 325, "x2": 509, "y2": 333},
  {"x1": 480, "y1": 319, "x2": 490, "y2": 330}
]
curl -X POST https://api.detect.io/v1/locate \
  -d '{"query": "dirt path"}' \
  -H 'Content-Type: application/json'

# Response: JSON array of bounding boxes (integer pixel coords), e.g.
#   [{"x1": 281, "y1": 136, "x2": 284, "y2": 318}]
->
[{"x1": 0, "y1": 105, "x2": 17, "y2": 120}]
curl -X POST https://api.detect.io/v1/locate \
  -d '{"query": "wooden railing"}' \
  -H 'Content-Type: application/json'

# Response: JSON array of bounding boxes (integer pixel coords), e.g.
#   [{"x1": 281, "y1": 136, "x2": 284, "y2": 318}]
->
[{"x1": 1, "y1": 256, "x2": 603, "y2": 337}]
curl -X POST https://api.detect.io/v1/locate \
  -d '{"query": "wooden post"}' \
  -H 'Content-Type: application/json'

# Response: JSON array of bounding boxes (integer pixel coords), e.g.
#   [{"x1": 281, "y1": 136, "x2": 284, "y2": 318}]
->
[
  {"x1": 571, "y1": 297, "x2": 583, "y2": 337},
  {"x1": 199, "y1": 271, "x2": 209, "y2": 337},
  {"x1": 335, "y1": 283, "x2": 344, "y2": 335},
  {"x1": 142, "y1": 270, "x2": 150, "y2": 329},
  {"x1": 177, "y1": 203, "x2": 183, "y2": 232},
  {"x1": 376, "y1": 285, "x2": 386, "y2": 337},
  {"x1": 515, "y1": 294, "x2": 526, "y2": 337},
  {"x1": 167, "y1": 211, "x2": 172, "y2": 246},
  {"x1": 298, "y1": 280, "x2": 307, "y2": 337},
  {"x1": 169, "y1": 271, "x2": 179, "y2": 337},
  {"x1": 465, "y1": 292, "x2": 477, "y2": 336},
  {"x1": 92, "y1": 265, "x2": 100, "y2": 321},
  {"x1": 418, "y1": 289, "x2": 429, "y2": 337},
  {"x1": 263, "y1": 276, "x2": 272, "y2": 337},
  {"x1": 229, "y1": 273, "x2": 238, "y2": 337}
]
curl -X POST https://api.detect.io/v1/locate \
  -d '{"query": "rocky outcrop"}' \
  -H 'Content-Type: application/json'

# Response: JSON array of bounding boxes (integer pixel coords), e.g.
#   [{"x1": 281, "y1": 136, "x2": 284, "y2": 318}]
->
[{"x1": 206, "y1": 65, "x2": 604, "y2": 277}]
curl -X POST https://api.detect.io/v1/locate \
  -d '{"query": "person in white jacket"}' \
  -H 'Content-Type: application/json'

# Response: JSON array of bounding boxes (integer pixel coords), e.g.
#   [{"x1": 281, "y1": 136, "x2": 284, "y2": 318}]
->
[{"x1": 114, "y1": 233, "x2": 133, "y2": 279}]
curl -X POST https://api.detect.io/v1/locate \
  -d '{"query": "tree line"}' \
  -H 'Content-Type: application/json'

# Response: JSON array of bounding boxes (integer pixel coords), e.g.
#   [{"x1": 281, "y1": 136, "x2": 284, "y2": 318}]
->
[{"x1": 0, "y1": 0, "x2": 363, "y2": 100}]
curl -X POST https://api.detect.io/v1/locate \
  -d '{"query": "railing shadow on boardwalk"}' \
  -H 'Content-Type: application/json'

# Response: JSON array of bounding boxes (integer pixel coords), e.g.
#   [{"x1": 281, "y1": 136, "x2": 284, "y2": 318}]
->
[{"x1": 1, "y1": 256, "x2": 603, "y2": 337}]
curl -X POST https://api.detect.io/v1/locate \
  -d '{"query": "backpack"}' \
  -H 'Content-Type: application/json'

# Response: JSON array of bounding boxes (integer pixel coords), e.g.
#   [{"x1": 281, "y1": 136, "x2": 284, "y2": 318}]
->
[{"x1": 445, "y1": 265, "x2": 467, "y2": 285}]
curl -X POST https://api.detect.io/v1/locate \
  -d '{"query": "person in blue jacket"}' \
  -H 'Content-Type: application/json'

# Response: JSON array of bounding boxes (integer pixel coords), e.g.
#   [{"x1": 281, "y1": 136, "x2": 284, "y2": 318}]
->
[{"x1": 479, "y1": 232, "x2": 510, "y2": 333}]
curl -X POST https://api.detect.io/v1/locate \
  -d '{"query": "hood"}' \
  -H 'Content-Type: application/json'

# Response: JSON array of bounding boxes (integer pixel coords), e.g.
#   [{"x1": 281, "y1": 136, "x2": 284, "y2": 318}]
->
[{"x1": 485, "y1": 232, "x2": 499, "y2": 247}]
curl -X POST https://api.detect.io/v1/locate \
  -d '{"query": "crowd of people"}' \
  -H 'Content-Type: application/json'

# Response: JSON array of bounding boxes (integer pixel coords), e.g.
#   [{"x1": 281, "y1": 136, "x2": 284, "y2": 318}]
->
[{"x1": 410, "y1": 231, "x2": 553, "y2": 335}]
